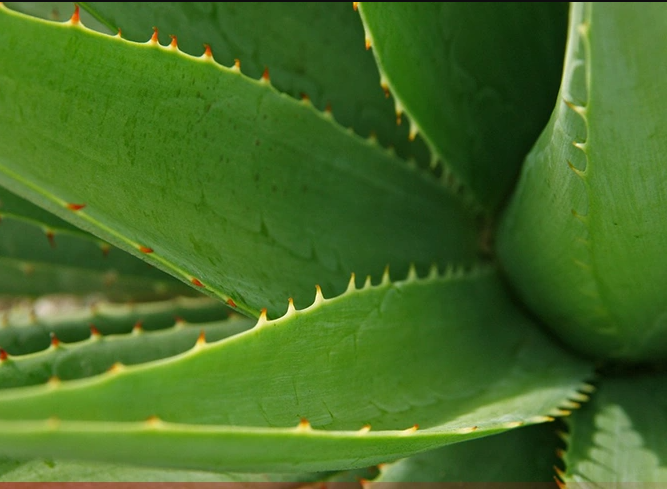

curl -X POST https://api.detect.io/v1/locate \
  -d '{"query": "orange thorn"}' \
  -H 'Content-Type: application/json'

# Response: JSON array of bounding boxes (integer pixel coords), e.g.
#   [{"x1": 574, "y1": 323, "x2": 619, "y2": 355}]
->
[
  {"x1": 66, "y1": 203, "x2": 86, "y2": 211},
  {"x1": 50, "y1": 333, "x2": 60, "y2": 348},
  {"x1": 174, "y1": 316, "x2": 185, "y2": 325},
  {"x1": 234, "y1": 58, "x2": 241, "y2": 70},
  {"x1": 139, "y1": 245, "x2": 154, "y2": 254},
  {"x1": 365, "y1": 38, "x2": 372, "y2": 50},
  {"x1": 324, "y1": 102, "x2": 332, "y2": 114},
  {"x1": 0, "y1": 348, "x2": 8, "y2": 361},
  {"x1": 396, "y1": 112, "x2": 402, "y2": 125},
  {"x1": 169, "y1": 34, "x2": 178, "y2": 49},
  {"x1": 381, "y1": 84, "x2": 390, "y2": 99},
  {"x1": 358, "y1": 478, "x2": 371, "y2": 489},
  {"x1": 108, "y1": 362, "x2": 123, "y2": 373},
  {"x1": 196, "y1": 329, "x2": 206, "y2": 346},
  {"x1": 203, "y1": 43, "x2": 213, "y2": 58},
  {"x1": 300, "y1": 92, "x2": 310, "y2": 102},
  {"x1": 191, "y1": 277, "x2": 204, "y2": 287},
  {"x1": 151, "y1": 26, "x2": 159, "y2": 44},
  {"x1": 89, "y1": 324, "x2": 101, "y2": 337},
  {"x1": 46, "y1": 230, "x2": 56, "y2": 248},
  {"x1": 116, "y1": 27, "x2": 122, "y2": 38},
  {"x1": 133, "y1": 320, "x2": 144, "y2": 332},
  {"x1": 352, "y1": 2, "x2": 359, "y2": 11},
  {"x1": 226, "y1": 298, "x2": 237, "y2": 308},
  {"x1": 298, "y1": 418, "x2": 311, "y2": 430},
  {"x1": 70, "y1": 4, "x2": 80, "y2": 25},
  {"x1": 261, "y1": 66, "x2": 270, "y2": 82}
]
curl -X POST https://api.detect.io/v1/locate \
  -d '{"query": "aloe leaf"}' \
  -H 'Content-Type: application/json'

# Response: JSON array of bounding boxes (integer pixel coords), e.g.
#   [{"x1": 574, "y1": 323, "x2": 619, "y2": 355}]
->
[
  {"x1": 0, "y1": 314, "x2": 254, "y2": 389},
  {"x1": 0, "y1": 267, "x2": 591, "y2": 472},
  {"x1": 497, "y1": 3, "x2": 667, "y2": 362},
  {"x1": 561, "y1": 374, "x2": 667, "y2": 483},
  {"x1": 357, "y1": 2, "x2": 567, "y2": 211},
  {"x1": 0, "y1": 7, "x2": 480, "y2": 318},
  {"x1": 373, "y1": 422, "x2": 560, "y2": 483},
  {"x1": 0, "y1": 185, "x2": 82, "y2": 235},
  {"x1": 0, "y1": 214, "x2": 194, "y2": 300},
  {"x1": 74, "y1": 2, "x2": 430, "y2": 166},
  {"x1": 0, "y1": 296, "x2": 228, "y2": 355}
]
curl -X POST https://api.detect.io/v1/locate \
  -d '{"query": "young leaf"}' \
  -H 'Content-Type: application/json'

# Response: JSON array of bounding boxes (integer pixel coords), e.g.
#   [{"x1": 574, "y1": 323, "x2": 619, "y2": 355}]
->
[{"x1": 498, "y1": 3, "x2": 667, "y2": 361}]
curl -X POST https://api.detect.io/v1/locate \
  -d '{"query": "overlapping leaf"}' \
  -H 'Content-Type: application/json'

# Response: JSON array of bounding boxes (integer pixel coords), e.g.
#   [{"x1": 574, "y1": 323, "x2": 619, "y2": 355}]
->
[
  {"x1": 358, "y1": 2, "x2": 567, "y2": 211},
  {"x1": 0, "y1": 6, "x2": 480, "y2": 318},
  {"x1": 0, "y1": 267, "x2": 591, "y2": 472}
]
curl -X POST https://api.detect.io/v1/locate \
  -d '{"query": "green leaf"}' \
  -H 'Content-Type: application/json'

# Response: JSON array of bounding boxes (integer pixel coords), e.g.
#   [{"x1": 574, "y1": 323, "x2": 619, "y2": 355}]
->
[
  {"x1": 0, "y1": 296, "x2": 229, "y2": 355},
  {"x1": 0, "y1": 457, "x2": 327, "y2": 482},
  {"x1": 562, "y1": 374, "x2": 667, "y2": 483},
  {"x1": 0, "y1": 267, "x2": 592, "y2": 472},
  {"x1": 374, "y1": 422, "x2": 561, "y2": 483},
  {"x1": 0, "y1": 314, "x2": 254, "y2": 389},
  {"x1": 497, "y1": 3, "x2": 667, "y2": 362},
  {"x1": 357, "y1": 2, "x2": 567, "y2": 211},
  {"x1": 0, "y1": 214, "x2": 193, "y2": 300},
  {"x1": 77, "y1": 2, "x2": 430, "y2": 165},
  {"x1": 0, "y1": 6, "x2": 480, "y2": 318}
]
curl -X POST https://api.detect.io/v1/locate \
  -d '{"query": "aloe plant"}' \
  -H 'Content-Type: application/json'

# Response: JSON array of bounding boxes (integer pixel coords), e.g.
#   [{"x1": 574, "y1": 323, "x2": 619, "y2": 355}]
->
[{"x1": 0, "y1": 1, "x2": 664, "y2": 484}]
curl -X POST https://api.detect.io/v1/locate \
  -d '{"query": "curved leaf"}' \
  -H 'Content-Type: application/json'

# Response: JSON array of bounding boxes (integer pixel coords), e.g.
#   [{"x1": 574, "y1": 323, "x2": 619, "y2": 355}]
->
[
  {"x1": 562, "y1": 374, "x2": 667, "y2": 483},
  {"x1": 358, "y1": 2, "x2": 567, "y2": 211},
  {"x1": 0, "y1": 267, "x2": 592, "y2": 472},
  {"x1": 77, "y1": 2, "x2": 430, "y2": 165},
  {"x1": 0, "y1": 296, "x2": 229, "y2": 355},
  {"x1": 497, "y1": 3, "x2": 667, "y2": 361},
  {"x1": 0, "y1": 7, "x2": 480, "y2": 318}
]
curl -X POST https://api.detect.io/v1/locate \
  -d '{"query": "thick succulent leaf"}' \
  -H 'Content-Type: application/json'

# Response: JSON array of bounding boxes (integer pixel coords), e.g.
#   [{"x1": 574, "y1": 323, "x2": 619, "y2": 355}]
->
[
  {"x1": 0, "y1": 314, "x2": 254, "y2": 389},
  {"x1": 0, "y1": 214, "x2": 193, "y2": 300},
  {"x1": 0, "y1": 267, "x2": 591, "y2": 472},
  {"x1": 75, "y1": 2, "x2": 430, "y2": 165},
  {"x1": 497, "y1": 3, "x2": 667, "y2": 362},
  {"x1": 373, "y1": 422, "x2": 560, "y2": 483},
  {"x1": 561, "y1": 374, "x2": 667, "y2": 483},
  {"x1": 0, "y1": 7, "x2": 480, "y2": 318},
  {"x1": 0, "y1": 296, "x2": 229, "y2": 355},
  {"x1": 357, "y1": 2, "x2": 567, "y2": 211}
]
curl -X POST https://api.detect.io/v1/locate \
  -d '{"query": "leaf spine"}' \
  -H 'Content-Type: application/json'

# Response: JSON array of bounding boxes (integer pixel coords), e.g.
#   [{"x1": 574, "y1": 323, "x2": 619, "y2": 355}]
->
[
  {"x1": 346, "y1": 273, "x2": 357, "y2": 293},
  {"x1": 89, "y1": 324, "x2": 102, "y2": 339},
  {"x1": 138, "y1": 245, "x2": 154, "y2": 253},
  {"x1": 0, "y1": 348, "x2": 8, "y2": 362},
  {"x1": 401, "y1": 424, "x2": 418, "y2": 434},
  {"x1": 50, "y1": 332, "x2": 60, "y2": 349},
  {"x1": 46, "y1": 230, "x2": 56, "y2": 248},
  {"x1": 66, "y1": 203, "x2": 86, "y2": 211},
  {"x1": 312, "y1": 285, "x2": 325, "y2": 306},
  {"x1": 256, "y1": 308, "x2": 269, "y2": 327},
  {"x1": 358, "y1": 424, "x2": 371, "y2": 434},
  {"x1": 150, "y1": 27, "x2": 159, "y2": 45},
  {"x1": 202, "y1": 44, "x2": 213, "y2": 60},
  {"x1": 169, "y1": 34, "x2": 178, "y2": 50},
  {"x1": 226, "y1": 298, "x2": 237, "y2": 308},
  {"x1": 231, "y1": 58, "x2": 241, "y2": 72},
  {"x1": 190, "y1": 277, "x2": 204, "y2": 287},
  {"x1": 68, "y1": 4, "x2": 80, "y2": 26},
  {"x1": 296, "y1": 418, "x2": 312, "y2": 431},
  {"x1": 261, "y1": 66, "x2": 270, "y2": 83}
]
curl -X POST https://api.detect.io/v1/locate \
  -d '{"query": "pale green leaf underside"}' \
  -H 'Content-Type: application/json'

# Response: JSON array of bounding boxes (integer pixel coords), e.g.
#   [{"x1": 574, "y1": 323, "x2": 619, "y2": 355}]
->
[
  {"x1": 0, "y1": 7, "x2": 480, "y2": 318},
  {"x1": 358, "y1": 2, "x2": 567, "y2": 211},
  {"x1": 374, "y1": 422, "x2": 560, "y2": 483},
  {"x1": 0, "y1": 267, "x2": 591, "y2": 472},
  {"x1": 0, "y1": 314, "x2": 254, "y2": 388},
  {"x1": 0, "y1": 214, "x2": 192, "y2": 300},
  {"x1": 562, "y1": 374, "x2": 667, "y2": 484},
  {"x1": 77, "y1": 1, "x2": 430, "y2": 166},
  {"x1": 0, "y1": 296, "x2": 229, "y2": 355},
  {"x1": 498, "y1": 3, "x2": 667, "y2": 361}
]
